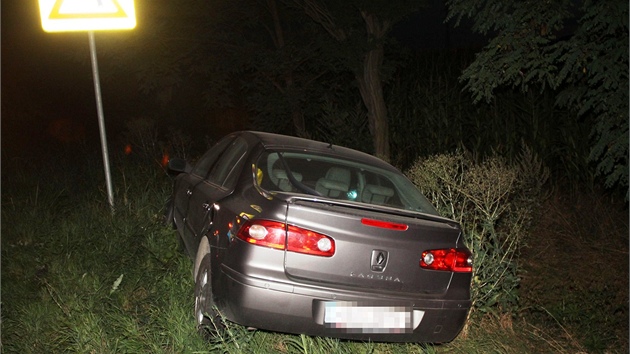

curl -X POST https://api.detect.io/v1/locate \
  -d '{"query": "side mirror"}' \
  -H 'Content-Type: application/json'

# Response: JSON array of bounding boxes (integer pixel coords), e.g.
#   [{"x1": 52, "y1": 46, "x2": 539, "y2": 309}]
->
[{"x1": 167, "y1": 157, "x2": 191, "y2": 174}]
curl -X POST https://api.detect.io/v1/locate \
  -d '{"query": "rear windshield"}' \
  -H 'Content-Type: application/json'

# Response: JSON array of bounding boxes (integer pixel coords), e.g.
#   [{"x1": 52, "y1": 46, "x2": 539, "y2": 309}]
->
[{"x1": 255, "y1": 150, "x2": 438, "y2": 215}]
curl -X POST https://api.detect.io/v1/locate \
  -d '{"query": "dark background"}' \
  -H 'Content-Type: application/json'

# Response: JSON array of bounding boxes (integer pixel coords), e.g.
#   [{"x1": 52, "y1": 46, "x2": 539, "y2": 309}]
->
[
  {"x1": 3, "y1": 1, "x2": 95, "y2": 152},
  {"x1": 2, "y1": 0, "x2": 483, "y2": 160}
]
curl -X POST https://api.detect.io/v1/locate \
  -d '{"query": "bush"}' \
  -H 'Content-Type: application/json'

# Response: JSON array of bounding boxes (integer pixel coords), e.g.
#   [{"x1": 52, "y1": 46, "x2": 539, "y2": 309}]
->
[{"x1": 406, "y1": 146, "x2": 549, "y2": 321}]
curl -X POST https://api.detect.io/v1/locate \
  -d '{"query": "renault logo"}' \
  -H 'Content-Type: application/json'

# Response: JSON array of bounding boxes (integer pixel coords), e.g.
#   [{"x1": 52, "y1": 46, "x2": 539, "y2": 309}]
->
[{"x1": 371, "y1": 250, "x2": 388, "y2": 272}]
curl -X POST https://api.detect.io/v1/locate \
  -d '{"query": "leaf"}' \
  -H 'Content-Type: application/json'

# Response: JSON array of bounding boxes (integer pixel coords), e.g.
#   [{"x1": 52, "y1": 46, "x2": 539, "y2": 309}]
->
[{"x1": 110, "y1": 274, "x2": 124, "y2": 295}]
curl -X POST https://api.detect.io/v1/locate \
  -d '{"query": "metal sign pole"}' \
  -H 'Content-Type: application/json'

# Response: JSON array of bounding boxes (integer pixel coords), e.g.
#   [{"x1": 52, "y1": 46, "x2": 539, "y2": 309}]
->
[{"x1": 88, "y1": 30, "x2": 115, "y2": 212}]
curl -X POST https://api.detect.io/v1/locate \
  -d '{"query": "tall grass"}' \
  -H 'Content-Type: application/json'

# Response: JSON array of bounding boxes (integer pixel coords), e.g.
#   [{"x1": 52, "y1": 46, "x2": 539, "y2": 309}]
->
[
  {"x1": 519, "y1": 190, "x2": 629, "y2": 352},
  {"x1": 2, "y1": 141, "x2": 626, "y2": 353},
  {"x1": 1, "y1": 153, "x2": 207, "y2": 352}
]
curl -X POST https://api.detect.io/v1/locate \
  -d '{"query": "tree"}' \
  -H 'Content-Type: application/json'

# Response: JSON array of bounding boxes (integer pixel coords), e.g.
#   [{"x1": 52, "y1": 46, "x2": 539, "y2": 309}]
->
[
  {"x1": 288, "y1": 0, "x2": 425, "y2": 161},
  {"x1": 221, "y1": 0, "x2": 346, "y2": 138},
  {"x1": 446, "y1": 0, "x2": 629, "y2": 195},
  {"x1": 93, "y1": 1, "x2": 425, "y2": 159},
  {"x1": 94, "y1": 0, "x2": 340, "y2": 139}
]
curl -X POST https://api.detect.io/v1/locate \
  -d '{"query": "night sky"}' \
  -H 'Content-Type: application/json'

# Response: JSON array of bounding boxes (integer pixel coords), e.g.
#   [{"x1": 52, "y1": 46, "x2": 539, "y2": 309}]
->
[{"x1": 2, "y1": 0, "x2": 481, "y2": 160}]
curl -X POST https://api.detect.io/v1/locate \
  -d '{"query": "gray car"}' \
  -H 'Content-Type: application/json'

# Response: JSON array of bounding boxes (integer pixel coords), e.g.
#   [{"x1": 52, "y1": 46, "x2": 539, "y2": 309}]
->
[{"x1": 165, "y1": 131, "x2": 472, "y2": 343}]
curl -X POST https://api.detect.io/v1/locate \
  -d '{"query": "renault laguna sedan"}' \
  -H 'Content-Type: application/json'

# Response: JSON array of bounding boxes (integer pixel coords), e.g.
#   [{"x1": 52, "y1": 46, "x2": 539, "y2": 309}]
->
[{"x1": 165, "y1": 131, "x2": 472, "y2": 343}]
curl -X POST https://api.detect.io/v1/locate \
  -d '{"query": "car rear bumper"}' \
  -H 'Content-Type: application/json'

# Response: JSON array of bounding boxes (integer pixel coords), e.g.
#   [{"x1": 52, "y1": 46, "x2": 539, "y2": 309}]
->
[{"x1": 217, "y1": 265, "x2": 470, "y2": 343}]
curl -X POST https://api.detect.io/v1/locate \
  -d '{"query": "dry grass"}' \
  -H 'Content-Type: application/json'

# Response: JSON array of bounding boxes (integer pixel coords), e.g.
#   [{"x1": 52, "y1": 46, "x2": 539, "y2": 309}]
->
[{"x1": 519, "y1": 187, "x2": 629, "y2": 353}]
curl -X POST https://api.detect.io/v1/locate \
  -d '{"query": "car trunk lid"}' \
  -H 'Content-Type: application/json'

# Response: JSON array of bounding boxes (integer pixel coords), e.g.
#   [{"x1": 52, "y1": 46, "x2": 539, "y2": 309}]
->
[{"x1": 282, "y1": 198, "x2": 463, "y2": 295}]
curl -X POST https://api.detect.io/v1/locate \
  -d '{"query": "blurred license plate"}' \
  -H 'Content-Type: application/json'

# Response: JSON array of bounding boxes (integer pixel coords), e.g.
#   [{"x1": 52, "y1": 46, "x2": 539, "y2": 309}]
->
[{"x1": 323, "y1": 302, "x2": 424, "y2": 333}]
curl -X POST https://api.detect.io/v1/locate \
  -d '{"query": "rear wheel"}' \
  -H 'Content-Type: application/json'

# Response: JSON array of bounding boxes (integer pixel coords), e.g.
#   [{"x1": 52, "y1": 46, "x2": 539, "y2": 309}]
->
[{"x1": 194, "y1": 254, "x2": 224, "y2": 337}]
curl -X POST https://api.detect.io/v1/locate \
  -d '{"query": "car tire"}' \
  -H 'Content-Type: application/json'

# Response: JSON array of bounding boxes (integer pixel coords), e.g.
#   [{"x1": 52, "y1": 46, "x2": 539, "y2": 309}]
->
[{"x1": 194, "y1": 253, "x2": 224, "y2": 337}]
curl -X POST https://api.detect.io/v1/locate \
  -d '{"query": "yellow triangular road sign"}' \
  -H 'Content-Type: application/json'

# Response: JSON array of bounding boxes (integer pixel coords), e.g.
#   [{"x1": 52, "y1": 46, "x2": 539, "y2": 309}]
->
[
  {"x1": 38, "y1": 0, "x2": 136, "y2": 32},
  {"x1": 49, "y1": 0, "x2": 128, "y2": 19}
]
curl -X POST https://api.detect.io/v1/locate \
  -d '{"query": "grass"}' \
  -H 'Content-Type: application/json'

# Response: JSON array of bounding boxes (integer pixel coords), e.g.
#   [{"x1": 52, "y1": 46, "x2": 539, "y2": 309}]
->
[
  {"x1": 519, "y1": 190, "x2": 629, "y2": 352},
  {"x1": 1, "y1": 153, "x2": 627, "y2": 353}
]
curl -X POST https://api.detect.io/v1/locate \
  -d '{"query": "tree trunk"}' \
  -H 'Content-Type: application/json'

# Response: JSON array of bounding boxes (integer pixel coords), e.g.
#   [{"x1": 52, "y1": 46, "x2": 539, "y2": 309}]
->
[
  {"x1": 358, "y1": 11, "x2": 390, "y2": 161},
  {"x1": 268, "y1": 0, "x2": 307, "y2": 137},
  {"x1": 290, "y1": 2, "x2": 392, "y2": 157},
  {"x1": 356, "y1": 49, "x2": 389, "y2": 161}
]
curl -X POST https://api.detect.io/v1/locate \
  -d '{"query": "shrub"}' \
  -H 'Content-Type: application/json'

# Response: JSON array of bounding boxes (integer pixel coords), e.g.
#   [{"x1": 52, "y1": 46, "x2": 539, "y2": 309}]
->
[
  {"x1": 406, "y1": 146, "x2": 549, "y2": 321},
  {"x1": 118, "y1": 117, "x2": 196, "y2": 170}
]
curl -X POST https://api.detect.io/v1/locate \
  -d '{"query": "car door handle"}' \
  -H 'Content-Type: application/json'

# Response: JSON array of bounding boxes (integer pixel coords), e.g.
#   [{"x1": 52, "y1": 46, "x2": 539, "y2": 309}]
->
[
  {"x1": 203, "y1": 203, "x2": 219, "y2": 211},
  {"x1": 201, "y1": 203, "x2": 217, "y2": 235}
]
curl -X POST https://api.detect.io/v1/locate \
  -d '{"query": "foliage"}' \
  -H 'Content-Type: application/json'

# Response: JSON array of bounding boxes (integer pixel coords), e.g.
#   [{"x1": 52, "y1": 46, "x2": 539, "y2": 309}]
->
[
  {"x1": 307, "y1": 98, "x2": 372, "y2": 151},
  {"x1": 386, "y1": 52, "x2": 594, "y2": 189},
  {"x1": 92, "y1": 1, "x2": 366, "y2": 141},
  {"x1": 287, "y1": 0, "x2": 427, "y2": 161},
  {"x1": 222, "y1": 0, "x2": 348, "y2": 138},
  {"x1": 445, "y1": 0, "x2": 629, "y2": 197},
  {"x1": 95, "y1": 0, "x2": 428, "y2": 160},
  {"x1": 117, "y1": 116, "x2": 198, "y2": 168},
  {"x1": 406, "y1": 147, "x2": 549, "y2": 320},
  {"x1": 83, "y1": 1, "x2": 622, "y2": 196},
  {"x1": 387, "y1": 52, "x2": 472, "y2": 168}
]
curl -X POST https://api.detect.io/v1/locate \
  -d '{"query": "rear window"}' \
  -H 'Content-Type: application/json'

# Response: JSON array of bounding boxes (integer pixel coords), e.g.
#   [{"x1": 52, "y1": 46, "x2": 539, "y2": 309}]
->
[{"x1": 255, "y1": 150, "x2": 438, "y2": 215}]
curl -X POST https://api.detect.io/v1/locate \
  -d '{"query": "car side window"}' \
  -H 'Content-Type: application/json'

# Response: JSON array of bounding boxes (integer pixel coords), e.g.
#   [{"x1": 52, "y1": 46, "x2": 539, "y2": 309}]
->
[
  {"x1": 207, "y1": 137, "x2": 248, "y2": 187},
  {"x1": 192, "y1": 136, "x2": 235, "y2": 178}
]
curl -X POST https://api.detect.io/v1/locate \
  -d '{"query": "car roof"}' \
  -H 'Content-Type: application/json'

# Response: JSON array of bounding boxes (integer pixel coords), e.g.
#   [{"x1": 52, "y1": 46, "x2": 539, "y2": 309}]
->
[{"x1": 240, "y1": 131, "x2": 398, "y2": 172}]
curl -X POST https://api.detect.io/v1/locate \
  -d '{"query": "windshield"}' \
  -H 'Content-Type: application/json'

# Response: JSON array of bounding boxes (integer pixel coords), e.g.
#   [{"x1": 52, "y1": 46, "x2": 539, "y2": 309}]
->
[{"x1": 255, "y1": 150, "x2": 438, "y2": 215}]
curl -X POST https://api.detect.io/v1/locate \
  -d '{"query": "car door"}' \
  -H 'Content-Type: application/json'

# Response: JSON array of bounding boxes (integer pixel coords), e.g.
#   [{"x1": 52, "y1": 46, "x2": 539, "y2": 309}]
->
[
  {"x1": 176, "y1": 136, "x2": 235, "y2": 250},
  {"x1": 186, "y1": 136, "x2": 249, "y2": 248}
]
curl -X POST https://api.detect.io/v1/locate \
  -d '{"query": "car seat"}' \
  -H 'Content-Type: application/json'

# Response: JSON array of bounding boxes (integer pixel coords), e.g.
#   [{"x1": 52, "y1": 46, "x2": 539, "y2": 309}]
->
[
  {"x1": 315, "y1": 166, "x2": 351, "y2": 198},
  {"x1": 361, "y1": 184, "x2": 394, "y2": 205}
]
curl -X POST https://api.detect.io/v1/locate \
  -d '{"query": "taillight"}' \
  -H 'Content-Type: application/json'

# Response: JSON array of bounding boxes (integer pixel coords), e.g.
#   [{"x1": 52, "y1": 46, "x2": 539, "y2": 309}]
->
[
  {"x1": 420, "y1": 248, "x2": 472, "y2": 273},
  {"x1": 361, "y1": 218, "x2": 408, "y2": 231},
  {"x1": 287, "y1": 224, "x2": 335, "y2": 257},
  {"x1": 236, "y1": 220, "x2": 335, "y2": 257},
  {"x1": 236, "y1": 220, "x2": 286, "y2": 249}
]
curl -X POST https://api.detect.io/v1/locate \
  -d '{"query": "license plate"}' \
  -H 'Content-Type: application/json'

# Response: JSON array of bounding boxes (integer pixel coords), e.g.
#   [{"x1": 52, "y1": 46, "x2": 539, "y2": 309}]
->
[{"x1": 323, "y1": 302, "x2": 424, "y2": 333}]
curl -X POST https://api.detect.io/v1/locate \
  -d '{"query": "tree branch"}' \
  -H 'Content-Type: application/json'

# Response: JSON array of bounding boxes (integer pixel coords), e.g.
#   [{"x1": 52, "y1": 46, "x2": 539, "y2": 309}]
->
[{"x1": 288, "y1": 0, "x2": 347, "y2": 41}]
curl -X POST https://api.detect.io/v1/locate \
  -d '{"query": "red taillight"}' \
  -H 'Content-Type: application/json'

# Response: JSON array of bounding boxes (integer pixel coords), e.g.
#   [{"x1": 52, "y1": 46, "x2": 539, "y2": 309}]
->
[
  {"x1": 236, "y1": 220, "x2": 335, "y2": 257},
  {"x1": 361, "y1": 218, "x2": 408, "y2": 231},
  {"x1": 287, "y1": 225, "x2": 335, "y2": 257},
  {"x1": 236, "y1": 220, "x2": 286, "y2": 249},
  {"x1": 420, "y1": 248, "x2": 472, "y2": 273}
]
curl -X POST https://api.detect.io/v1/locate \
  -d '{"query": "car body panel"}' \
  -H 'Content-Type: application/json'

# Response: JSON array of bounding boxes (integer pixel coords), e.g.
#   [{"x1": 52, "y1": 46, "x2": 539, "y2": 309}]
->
[{"x1": 218, "y1": 262, "x2": 470, "y2": 342}]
